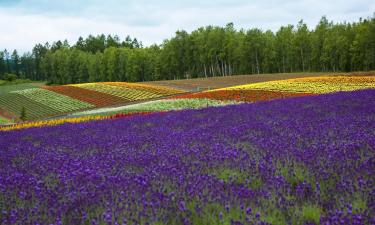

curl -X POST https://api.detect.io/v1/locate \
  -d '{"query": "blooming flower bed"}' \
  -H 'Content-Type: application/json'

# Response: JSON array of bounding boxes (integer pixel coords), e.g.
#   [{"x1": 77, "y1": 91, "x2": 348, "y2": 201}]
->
[
  {"x1": 0, "y1": 82, "x2": 186, "y2": 121},
  {"x1": 1, "y1": 89, "x2": 373, "y2": 224},
  {"x1": 101, "y1": 82, "x2": 186, "y2": 96},
  {"x1": 70, "y1": 83, "x2": 163, "y2": 101},
  {"x1": 15, "y1": 88, "x2": 93, "y2": 112},
  {"x1": 0, "y1": 112, "x2": 155, "y2": 131},
  {"x1": 0, "y1": 93, "x2": 61, "y2": 120},
  {"x1": 221, "y1": 76, "x2": 375, "y2": 93},
  {"x1": 72, "y1": 98, "x2": 238, "y2": 116},
  {"x1": 44, "y1": 85, "x2": 125, "y2": 107},
  {"x1": 173, "y1": 90, "x2": 313, "y2": 102}
]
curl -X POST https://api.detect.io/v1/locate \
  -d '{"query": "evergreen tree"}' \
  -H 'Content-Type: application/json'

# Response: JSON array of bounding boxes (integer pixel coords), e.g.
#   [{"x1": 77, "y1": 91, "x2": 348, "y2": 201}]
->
[{"x1": 20, "y1": 107, "x2": 26, "y2": 121}]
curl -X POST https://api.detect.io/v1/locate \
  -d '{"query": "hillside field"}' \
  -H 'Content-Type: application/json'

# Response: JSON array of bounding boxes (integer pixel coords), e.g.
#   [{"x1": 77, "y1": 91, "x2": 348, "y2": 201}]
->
[
  {"x1": 1, "y1": 72, "x2": 374, "y2": 123},
  {"x1": 0, "y1": 73, "x2": 374, "y2": 224},
  {"x1": 0, "y1": 82, "x2": 184, "y2": 121}
]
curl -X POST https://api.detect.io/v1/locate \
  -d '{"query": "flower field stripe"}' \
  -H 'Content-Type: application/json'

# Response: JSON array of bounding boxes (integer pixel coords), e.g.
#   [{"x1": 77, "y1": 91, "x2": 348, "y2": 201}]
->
[
  {"x1": 69, "y1": 83, "x2": 159, "y2": 101},
  {"x1": 71, "y1": 98, "x2": 239, "y2": 116},
  {"x1": 286, "y1": 76, "x2": 375, "y2": 83},
  {"x1": 43, "y1": 85, "x2": 125, "y2": 107},
  {"x1": 219, "y1": 76, "x2": 375, "y2": 93},
  {"x1": 0, "y1": 112, "x2": 156, "y2": 131},
  {"x1": 14, "y1": 88, "x2": 93, "y2": 112},
  {"x1": 0, "y1": 93, "x2": 60, "y2": 120},
  {"x1": 0, "y1": 116, "x2": 107, "y2": 131},
  {"x1": 173, "y1": 89, "x2": 314, "y2": 102},
  {"x1": 101, "y1": 82, "x2": 186, "y2": 95},
  {"x1": 119, "y1": 98, "x2": 237, "y2": 112},
  {"x1": 0, "y1": 89, "x2": 373, "y2": 224}
]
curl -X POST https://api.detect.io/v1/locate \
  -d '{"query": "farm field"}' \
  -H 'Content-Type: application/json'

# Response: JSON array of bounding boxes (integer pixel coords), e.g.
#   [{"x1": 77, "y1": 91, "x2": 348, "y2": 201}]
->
[
  {"x1": 0, "y1": 93, "x2": 61, "y2": 120},
  {"x1": 1, "y1": 73, "x2": 374, "y2": 122},
  {"x1": 71, "y1": 98, "x2": 238, "y2": 117},
  {"x1": 66, "y1": 76, "x2": 374, "y2": 118},
  {"x1": 0, "y1": 82, "x2": 183, "y2": 121},
  {"x1": 1, "y1": 3, "x2": 375, "y2": 225},
  {"x1": 173, "y1": 90, "x2": 313, "y2": 102},
  {"x1": 0, "y1": 89, "x2": 374, "y2": 224},
  {"x1": 221, "y1": 76, "x2": 375, "y2": 94},
  {"x1": 141, "y1": 71, "x2": 375, "y2": 91},
  {"x1": 0, "y1": 74, "x2": 374, "y2": 224}
]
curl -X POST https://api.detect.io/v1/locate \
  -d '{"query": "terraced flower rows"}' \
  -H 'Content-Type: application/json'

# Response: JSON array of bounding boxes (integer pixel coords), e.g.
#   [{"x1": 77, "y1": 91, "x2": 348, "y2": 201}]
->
[
  {"x1": 43, "y1": 86, "x2": 125, "y2": 107},
  {"x1": 222, "y1": 76, "x2": 375, "y2": 94},
  {"x1": 0, "y1": 93, "x2": 60, "y2": 120},
  {"x1": 172, "y1": 76, "x2": 375, "y2": 104},
  {"x1": 70, "y1": 83, "x2": 162, "y2": 101},
  {"x1": 16, "y1": 88, "x2": 93, "y2": 112},
  {"x1": 102, "y1": 82, "x2": 185, "y2": 95},
  {"x1": 0, "y1": 82, "x2": 184, "y2": 121}
]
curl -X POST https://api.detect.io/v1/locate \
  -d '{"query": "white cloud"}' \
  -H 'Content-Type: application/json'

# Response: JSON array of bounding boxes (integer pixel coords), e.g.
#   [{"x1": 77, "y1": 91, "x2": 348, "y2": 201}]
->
[
  {"x1": 0, "y1": 8, "x2": 173, "y2": 52},
  {"x1": 0, "y1": 0, "x2": 374, "y2": 53}
]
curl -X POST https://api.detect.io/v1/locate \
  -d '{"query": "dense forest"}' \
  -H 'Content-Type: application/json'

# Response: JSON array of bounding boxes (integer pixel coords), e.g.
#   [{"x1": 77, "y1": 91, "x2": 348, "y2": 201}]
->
[{"x1": 0, "y1": 15, "x2": 374, "y2": 84}]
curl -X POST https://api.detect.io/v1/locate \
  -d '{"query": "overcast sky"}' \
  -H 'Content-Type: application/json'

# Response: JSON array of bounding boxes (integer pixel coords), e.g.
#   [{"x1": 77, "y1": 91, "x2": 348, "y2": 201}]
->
[{"x1": 0, "y1": 0, "x2": 374, "y2": 53}]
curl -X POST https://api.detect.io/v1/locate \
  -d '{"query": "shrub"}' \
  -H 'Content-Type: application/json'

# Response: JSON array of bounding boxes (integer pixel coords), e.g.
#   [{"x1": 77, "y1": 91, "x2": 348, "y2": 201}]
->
[{"x1": 4, "y1": 73, "x2": 18, "y2": 82}]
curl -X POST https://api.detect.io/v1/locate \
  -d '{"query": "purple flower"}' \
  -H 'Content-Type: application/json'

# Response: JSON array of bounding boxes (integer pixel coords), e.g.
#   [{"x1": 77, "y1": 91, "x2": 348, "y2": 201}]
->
[
  {"x1": 0, "y1": 89, "x2": 373, "y2": 224},
  {"x1": 246, "y1": 207, "x2": 252, "y2": 215}
]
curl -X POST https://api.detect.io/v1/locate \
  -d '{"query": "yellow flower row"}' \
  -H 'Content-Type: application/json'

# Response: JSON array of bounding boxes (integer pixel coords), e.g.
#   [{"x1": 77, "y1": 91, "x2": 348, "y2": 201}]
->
[
  {"x1": 0, "y1": 116, "x2": 107, "y2": 132},
  {"x1": 286, "y1": 76, "x2": 375, "y2": 83},
  {"x1": 219, "y1": 76, "x2": 375, "y2": 94}
]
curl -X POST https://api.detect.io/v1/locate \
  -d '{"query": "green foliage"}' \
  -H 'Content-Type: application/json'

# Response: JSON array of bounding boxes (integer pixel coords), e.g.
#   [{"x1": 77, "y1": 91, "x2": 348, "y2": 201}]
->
[
  {"x1": 264, "y1": 208, "x2": 287, "y2": 225},
  {"x1": 4, "y1": 73, "x2": 18, "y2": 81},
  {"x1": 0, "y1": 116, "x2": 11, "y2": 125},
  {"x1": 20, "y1": 106, "x2": 26, "y2": 121},
  {"x1": 187, "y1": 202, "x2": 243, "y2": 225},
  {"x1": 215, "y1": 168, "x2": 247, "y2": 183},
  {"x1": 301, "y1": 204, "x2": 321, "y2": 224},
  {"x1": 278, "y1": 161, "x2": 312, "y2": 186},
  {"x1": 352, "y1": 193, "x2": 367, "y2": 213},
  {"x1": 0, "y1": 79, "x2": 34, "y2": 87}
]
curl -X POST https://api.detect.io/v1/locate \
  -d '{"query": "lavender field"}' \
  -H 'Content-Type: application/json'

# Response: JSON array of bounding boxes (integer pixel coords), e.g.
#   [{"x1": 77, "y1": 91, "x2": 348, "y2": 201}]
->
[{"x1": 0, "y1": 89, "x2": 374, "y2": 224}]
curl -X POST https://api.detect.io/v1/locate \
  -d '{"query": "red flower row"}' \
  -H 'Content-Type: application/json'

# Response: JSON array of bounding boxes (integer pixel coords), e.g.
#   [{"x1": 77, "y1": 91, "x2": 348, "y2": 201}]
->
[{"x1": 173, "y1": 90, "x2": 313, "y2": 102}]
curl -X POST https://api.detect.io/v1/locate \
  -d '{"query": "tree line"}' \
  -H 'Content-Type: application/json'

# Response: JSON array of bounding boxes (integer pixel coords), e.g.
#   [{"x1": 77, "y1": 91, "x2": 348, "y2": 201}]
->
[{"x1": 0, "y1": 15, "x2": 374, "y2": 85}]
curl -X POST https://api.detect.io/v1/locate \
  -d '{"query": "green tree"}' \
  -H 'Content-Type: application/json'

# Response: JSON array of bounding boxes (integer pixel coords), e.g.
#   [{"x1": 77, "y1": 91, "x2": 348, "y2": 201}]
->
[
  {"x1": 10, "y1": 50, "x2": 20, "y2": 76},
  {"x1": 25, "y1": 14, "x2": 374, "y2": 85},
  {"x1": 294, "y1": 20, "x2": 311, "y2": 72},
  {"x1": 0, "y1": 51, "x2": 5, "y2": 79},
  {"x1": 20, "y1": 107, "x2": 26, "y2": 121}
]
